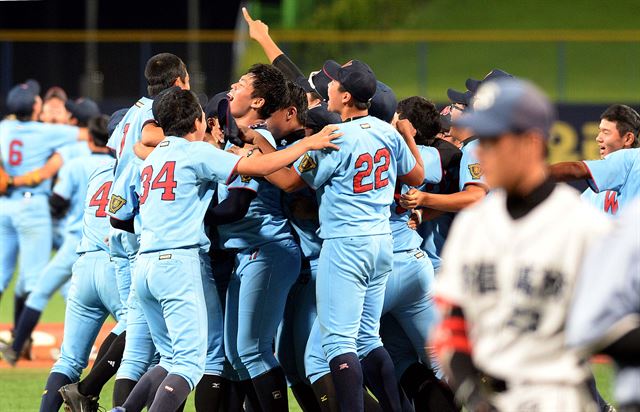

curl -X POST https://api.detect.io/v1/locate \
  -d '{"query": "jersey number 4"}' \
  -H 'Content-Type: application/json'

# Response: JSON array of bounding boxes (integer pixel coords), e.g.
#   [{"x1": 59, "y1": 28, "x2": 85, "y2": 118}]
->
[
  {"x1": 353, "y1": 148, "x2": 391, "y2": 193},
  {"x1": 89, "y1": 181, "x2": 113, "y2": 217},
  {"x1": 139, "y1": 161, "x2": 178, "y2": 204}
]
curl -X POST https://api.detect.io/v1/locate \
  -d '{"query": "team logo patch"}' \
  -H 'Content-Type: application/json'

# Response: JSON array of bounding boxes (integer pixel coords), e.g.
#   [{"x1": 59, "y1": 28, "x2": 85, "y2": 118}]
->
[
  {"x1": 468, "y1": 163, "x2": 483, "y2": 179},
  {"x1": 159, "y1": 140, "x2": 169, "y2": 147},
  {"x1": 108, "y1": 195, "x2": 126, "y2": 214},
  {"x1": 297, "y1": 153, "x2": 317, "y2": 173},
  {"x1": 360, "y1": 123, "x2": 371, "y2": 129},
  {"x1": 241, "y1": 175, "x2": 252, "y2": 183}
]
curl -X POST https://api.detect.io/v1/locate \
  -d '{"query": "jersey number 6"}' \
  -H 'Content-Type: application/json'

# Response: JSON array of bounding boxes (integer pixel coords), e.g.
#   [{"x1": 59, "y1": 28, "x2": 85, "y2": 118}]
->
[
  {"x1": 139, "y1": 161, "x2": 178, "y2": 204},
  {"x1": 353, "y1": 148, "x2": 391, "y2": 193}
]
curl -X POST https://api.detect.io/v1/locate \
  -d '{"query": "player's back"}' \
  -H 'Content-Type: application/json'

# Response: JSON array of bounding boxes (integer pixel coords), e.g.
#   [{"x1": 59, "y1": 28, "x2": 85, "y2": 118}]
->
[
  {"x1": 77, "y1": 158, "x2": 117, "y2": 254},
  {"x1": 138, "y1": 136, "x2": 238, "y2": 254},
  {"x1": 55, "y1": 152, "x2": 116, "y2": 238},
  {"x1": 107, "y1": 97, "x2": 153, "y2": 170},
  {"x1": 436, "y1": 184, "x2": 611, "y2": 384},
  {"x1": 299, "y1": 115, "x2": 416, "y2": 239},
  {"x1": 0, "y1": 119, "x2": 78, "y2": 196}
]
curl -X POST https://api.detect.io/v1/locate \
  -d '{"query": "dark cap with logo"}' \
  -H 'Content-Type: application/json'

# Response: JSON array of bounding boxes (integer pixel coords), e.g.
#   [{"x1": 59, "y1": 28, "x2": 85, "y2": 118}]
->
[
  {"x1": 7, "y1": 80, "x2": 41, "y2": 116},
  {"x1": 65, "y1": 97, "x2": 101, "y2": 126},
  {"x1": 455, "y1": 78, "x2": 555, "y2": 139},
  {"x1": 322, "y1": 60, "x2": 377, "y2": 103},
  {"x1": 465, "y1": 69, "x2": 513, "y2": 93}
]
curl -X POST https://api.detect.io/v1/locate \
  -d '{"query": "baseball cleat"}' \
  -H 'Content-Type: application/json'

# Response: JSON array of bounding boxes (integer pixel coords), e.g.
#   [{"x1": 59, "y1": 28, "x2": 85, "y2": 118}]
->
[
  {"x1": 0, "y1": 340, "x2": 18, "y2": 367},
  {"x1": 59, "y1": 382, "x2": 100, "y2": 412}
]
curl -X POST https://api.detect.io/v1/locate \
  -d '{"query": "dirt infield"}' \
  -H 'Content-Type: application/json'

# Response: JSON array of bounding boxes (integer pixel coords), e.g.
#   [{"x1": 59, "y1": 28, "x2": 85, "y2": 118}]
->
[{"x1": 0, "y1": 322, "x2": 117, "y2": 369}]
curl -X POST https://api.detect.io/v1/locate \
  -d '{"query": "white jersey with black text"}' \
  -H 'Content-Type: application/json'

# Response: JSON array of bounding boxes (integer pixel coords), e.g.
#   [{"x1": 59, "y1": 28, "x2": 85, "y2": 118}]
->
[{"x1": 435, "y1": 184, "x2": 611, "y2": 385}]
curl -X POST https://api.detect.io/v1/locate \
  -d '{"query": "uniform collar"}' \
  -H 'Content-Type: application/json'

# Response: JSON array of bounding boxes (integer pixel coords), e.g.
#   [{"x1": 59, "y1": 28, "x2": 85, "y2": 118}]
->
[{"x1": 506, "y1": 178, "x2": 555, "y2": 220}]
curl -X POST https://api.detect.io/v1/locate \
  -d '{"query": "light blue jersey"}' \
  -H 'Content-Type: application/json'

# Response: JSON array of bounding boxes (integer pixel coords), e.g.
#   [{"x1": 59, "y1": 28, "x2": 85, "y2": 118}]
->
[
  {"x1": 583, "y1": 148, "x2": 640, "y2": 213},
  {"x1": 77, "y1": 158, "x2": 117, "y2": 254},
  {"x1": 390, "y1": 145, "x2": 442, "y2": 253},
  {"x1": 217, "y1": 130, "x2": 295, "y2": 250},
  {"x1": 459, "y1": 138, "x2": 486, "y2": 191},
  {"x1": 53, "y1": 153, "x2": 116, "y2": 238},
  {"x1": 294, "y1": 115, "x2": 416, "y2": 240},
  {"x1": 0, "y1": 120, "x2": 78, "y2": 196},
  {"x1": 107, "y1": 156, "x2": 143, "y2": 233},
  {"x1": 57, "y1": 141, "x2": 91, "y2": 164},
  {"x1": 137, "y1": 136, "x2": 241, "y2": 254},
  {"x1": 581, "y1": 189, "x2": 620, "y2": 216},
  {"x1": 107, "y1": 97, "x2": 154, "y2": 178}
]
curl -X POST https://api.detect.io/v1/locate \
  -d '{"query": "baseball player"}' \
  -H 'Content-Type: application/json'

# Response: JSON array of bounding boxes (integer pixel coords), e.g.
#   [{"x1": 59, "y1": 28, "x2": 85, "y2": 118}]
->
[
  {"x1": 433, "y1": 78, "x2": 610, "y2": 412},
  {"x1": 254, "y1": 59, "x2": 424, "y2": 411},
  {"x1": 37, "y1": 145, "x2": 125, "y2": 412},
  {"x1": 579, "y1": 104, "x2": 640, "y2": 215},
  {"x1": 218, "y1": 64, "x2": 302, "y2": 411},
  {"x1": 0, "y1": 114, "x2": 113, "y2": 367},
  {"x1": 40, "y1": 86, "x2": 70, "y2": 124},
  {"x1": 567, "y1": 200, "x2": 640, "y2": 412},
  {"x1": 0, "y1": 81, "x2": 86, "y2": 338},
  {"x1": 110, "y1": 88, "x2": 339, "y2": 412}
]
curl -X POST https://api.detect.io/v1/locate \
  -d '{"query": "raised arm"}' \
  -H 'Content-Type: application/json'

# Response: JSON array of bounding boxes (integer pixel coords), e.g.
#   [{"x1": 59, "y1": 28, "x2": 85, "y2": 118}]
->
[{"x1": 548, "y1": 161, "x2": 590, "y2": 182}]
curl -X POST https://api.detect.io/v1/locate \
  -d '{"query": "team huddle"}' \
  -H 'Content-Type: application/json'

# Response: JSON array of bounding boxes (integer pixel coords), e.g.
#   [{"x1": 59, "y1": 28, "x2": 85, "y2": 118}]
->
[{"x1": 0, "y1": 8, "x2": 639, "y2": 412}]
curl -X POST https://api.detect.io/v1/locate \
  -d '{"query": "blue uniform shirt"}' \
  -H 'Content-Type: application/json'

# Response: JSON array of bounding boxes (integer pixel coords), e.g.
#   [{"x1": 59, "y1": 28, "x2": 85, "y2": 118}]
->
[
  {"x1": 107, "y1": 97, "x2": 154, "y2": 180},
  {"x1": 0, "y1": 120, "x2": 78, "y2": 196},
  {"x1": 54, "y1": 152, "x2": 116, "y2": 238},
  {"x1": 77, "y1": 158, "x2": 117, "y2": 253},
  {"x1": 137, "y1": 136, "x2": 241, "y2": 254},
  {"x1": 390, "y1": 145, "x2": 442, "y2": 252},
  {"x1": 583, "y1": 148, "x2": 640, "y2": 213},
  {"x1": 459, "y1": 138, "x2": 486, "y2": 191},
  {"x1": 107, "y1": 156, "x2": 144, "y2": 234},
  {"x1": 294, "y1": 115, "x2": 417, "y2": 240},
  {"x1": 581, "y1": 189, "x2": 621, "y2": 216},
  {"x1": 57, "y1": 141, "x2": 91, "y2": 164},
  {"x1": 217, "y1": 129, "x2": 295, "y2": 250}
]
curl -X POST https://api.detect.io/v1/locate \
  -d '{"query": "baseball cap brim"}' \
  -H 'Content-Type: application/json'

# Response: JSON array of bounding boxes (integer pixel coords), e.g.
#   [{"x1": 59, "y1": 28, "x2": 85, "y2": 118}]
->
[
  {"x1": 455, "y1": 110, "x2": 509, "y2": 138},
  {"x1": 465, "y1": 78, "x2": 481, "y2": 93},
  {"x1": 322, "y1": 60, "x2": 341, "y2": 82},
  {"x1": 447, "y1": 88, "x2": 471, "y2": 106},
  {"x1": 294, "y1": 75, "x2": 315, "y2": 94}
]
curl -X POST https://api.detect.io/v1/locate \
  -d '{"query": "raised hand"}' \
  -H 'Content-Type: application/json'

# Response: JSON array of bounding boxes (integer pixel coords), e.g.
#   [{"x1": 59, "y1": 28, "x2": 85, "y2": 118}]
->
[
  {"x1": 242, "y1": 7, "x2": 269, "y2": 42},
  {"x1": 396, "y1": 118, "x2": 417, "y2": 140}
]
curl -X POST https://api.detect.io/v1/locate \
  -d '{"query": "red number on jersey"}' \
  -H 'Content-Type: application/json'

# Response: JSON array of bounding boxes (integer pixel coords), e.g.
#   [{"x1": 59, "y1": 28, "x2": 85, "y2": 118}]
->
[
  {"x1": 139, "y1": 161, "x2": 178, "y2": 204},
  {"x1": 353, "y1": 153, "x2": 374, "y2": 193},
  {"x1": 151, "y1": 161, "x2": 177, "y2": 201},
  {"x1": 89, "y1": 181, "x2": 113, "y2": 217},
  {"x1": 353, "y1": 148, "x2": 392, "y2": 194},
  {"x1": 119, "y1": 123, "x2": 130, "y2": 157},
  {"x1": 8, "y1": 140, "x2": 23, "y2": 166},
  {"x1": 139, "y1": 165, "x2": 153, "y2": 204}
]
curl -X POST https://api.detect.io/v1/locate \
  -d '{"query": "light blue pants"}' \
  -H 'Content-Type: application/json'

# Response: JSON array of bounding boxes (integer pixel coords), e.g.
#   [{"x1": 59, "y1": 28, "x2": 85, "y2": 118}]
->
[
  {"x1": 51, "y1": 250, "x2": 125, "y2": 381},
  {"x1": 134, "y1": 248, "x2": 208, "y2": 390},
  {"x1": 0, "y1": 194, "x2": 52, "y2": 296},
  {"x1": 381, "y1": 248, "x2": 439, "y2": 379},
  {"x1": 225, "y1": 238, "x2": 300, "y2": 380},
  {"x1": 201, "y1": 252, "x2": 226, "y2": 376},
  {"x1": 316, "y1": 234, "x2": 393, "y2": 362},
  {"x1": 25, "y1": 234, "x2": 80, "y2": 311},
  {"x1": 275, "y1": 258, "x2": 318, "y2": 386}
]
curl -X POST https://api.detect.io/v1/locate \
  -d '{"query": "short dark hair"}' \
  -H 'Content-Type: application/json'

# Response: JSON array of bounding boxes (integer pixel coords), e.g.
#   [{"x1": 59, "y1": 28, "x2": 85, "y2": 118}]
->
[
  {"x1": 145, "y1": 53, "x2": 188, "y2": 97},
  {"x1": 88, "y1": 114, "x2": 110, "y2": 147},
  {"x1": 601, "y1": 104, "x2": 640, "y2": 148},
  {"x1": 337, "y1": 84, "x2": 370, "y2": 110},
  {"x1": 396, "y1": 96, "x2": 441, "y2": 146},
  {"x1": 154, "y1": 88, "x2": 202, "y2": 137},
  {"x1": 247, "y1": 64, "x2": 288, "y2": 120},
  {"x1": 276, "y1": 81, "x2": 308, "y2": 125}
]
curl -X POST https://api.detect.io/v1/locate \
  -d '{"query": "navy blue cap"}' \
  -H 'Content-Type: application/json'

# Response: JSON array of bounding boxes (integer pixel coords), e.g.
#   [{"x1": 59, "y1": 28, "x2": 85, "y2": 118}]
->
[
  {"x1": 204, "y1": 91, "x2": 230, "y2": 120},
  {"x1": 455, "y1": 78, "x2": 555, "y2": 139},
  {"x1": 369, "y1": 81, "x2": 397, "y2": 123},
  {"x1": 465, "y1": 69, "x2": 513, "y2": 94},
  {"x1": 305, "y1": 102, "x2": 341, "y2": 133},
  {"x1": 7, "y1": 81, "x2": 40, "y2": 115},
  {"x1": 107, "y1": 108, "x2": 128, "y2": 137},
  {"x1": 65, "y1": 97, "x2": 101, "y2": 125},
  {"x1": 322, "y1": 60, "x2": 377, "y2": 103},
  {"x1": 446, "y1": 88, "x2": 473, "y2": 106},
  {"x1": 310, "y1": 70, "x2": 331, "y2": 101},
  {"x1": 215, "y1": 97, "x2": 244, "y2": 147}
]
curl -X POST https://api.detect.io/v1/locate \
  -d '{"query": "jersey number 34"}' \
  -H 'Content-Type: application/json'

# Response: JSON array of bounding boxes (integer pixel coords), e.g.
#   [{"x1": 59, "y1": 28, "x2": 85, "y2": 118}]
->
[
  {"x1": 353, "y1": 148, "x2": 390, "y2": 193},
  {"x1": 139, "y1": 161, "x2": 178, "y2": 204}
]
